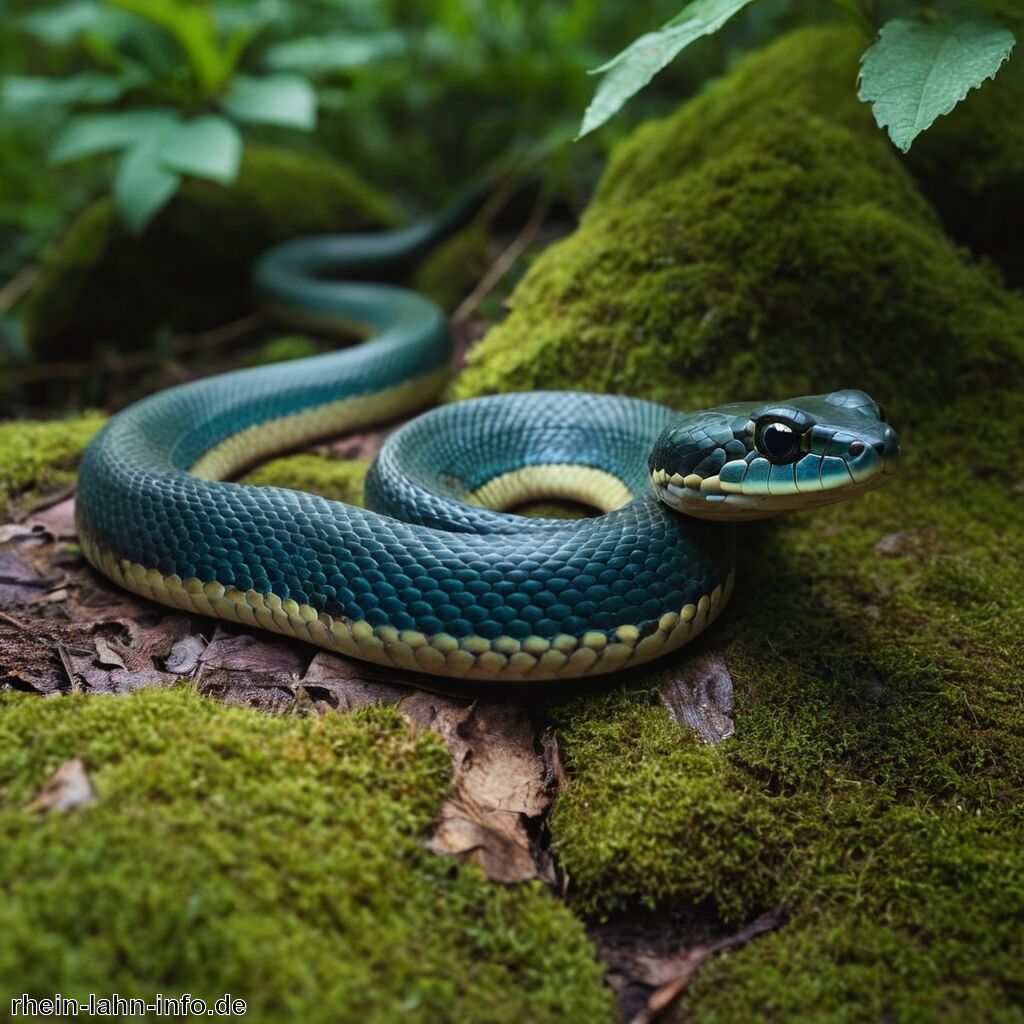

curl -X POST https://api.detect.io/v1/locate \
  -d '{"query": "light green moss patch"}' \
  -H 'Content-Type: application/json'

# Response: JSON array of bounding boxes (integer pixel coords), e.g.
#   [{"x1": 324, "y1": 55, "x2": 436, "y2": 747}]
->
[
  {"x1": 25, "y1": 146, "x2": 397, "y2": 360},
  {"x1": 0, "y1": 687, "x2": 614, "y2": 1023},
  {"x1": 241, "y1": 454, "x2": 369, "y2": 506},
  {"x1": 549, "y1": 689, "x2": 784, "y2": 924},
  {"x1": 242, "y1": 335, "x2": 326, "y2": 367},
  {"x1": 0, "y1": 414, "x2": 104, "y2": 515}
]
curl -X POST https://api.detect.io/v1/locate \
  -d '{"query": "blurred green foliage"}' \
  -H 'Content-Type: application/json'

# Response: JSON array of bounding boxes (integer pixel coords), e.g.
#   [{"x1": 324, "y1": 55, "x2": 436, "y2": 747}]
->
[{"x1": 0, "y1": 0, "x2": 837, "y2": 285}]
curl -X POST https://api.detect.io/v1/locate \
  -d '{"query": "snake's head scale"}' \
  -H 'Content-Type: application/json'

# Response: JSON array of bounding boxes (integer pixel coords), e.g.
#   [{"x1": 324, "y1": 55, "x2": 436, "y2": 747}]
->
[{"x1": 648, "y1": 389, "x2": 900, "y2": 521}]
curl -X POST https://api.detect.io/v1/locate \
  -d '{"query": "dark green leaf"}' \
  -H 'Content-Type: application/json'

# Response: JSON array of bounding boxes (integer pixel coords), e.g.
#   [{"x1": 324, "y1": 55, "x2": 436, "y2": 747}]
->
[
  {"x1": 113, "y1": 135, "x2": 180, "y2": 233},
  {"x1": 578, "y1": 0, "x2": 757, "y2": 139},
  {"x1": 50, "y1": 109, "x2": 179, "y2": 162},
  {"x1": 159, "y1": 115, "x2": 242, "y2": 185},
  {"x1": 858, "y1": 19, "x2": 1016, "y2": 152},
  {"x1": 221, "y1": 74, "x2": 317, "y2": 131}
]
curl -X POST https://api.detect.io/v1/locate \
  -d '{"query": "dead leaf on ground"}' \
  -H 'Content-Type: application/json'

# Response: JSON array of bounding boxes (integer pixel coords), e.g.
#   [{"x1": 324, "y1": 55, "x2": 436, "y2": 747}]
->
[
  {"x1": 593, "y1": 907, "x2": 787, "y2": 1024},
  {"x1": 22, "y1": 495, "x2": 78, "y2": 540},
  {"x1": 0, "y1": 548, "x2": 59, "y2": 609},
  {"x1": 300, "y1": 651, "x2": 417, "y2": 710},
  {"x1": 164, "y1": 634, "x2": 208, "y2": 675},
  {"x1": 660, "y1": 651, "x2": 735, "y2": 744},
  {"x1": 25, "y1": 758, "x2": 96, "y2": 813},
  {"x1": 405, "y1": 696, "x2": 558, "y2": 883}
]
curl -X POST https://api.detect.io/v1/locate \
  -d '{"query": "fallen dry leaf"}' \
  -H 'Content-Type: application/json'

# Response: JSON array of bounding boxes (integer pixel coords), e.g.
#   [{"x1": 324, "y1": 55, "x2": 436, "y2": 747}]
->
[
  {"x1": 0, "y1": 548, "x2": 58, "y2": 609},
  {"x1": 405, "y1": 697, "x2": 558, "y2": 884},
  {"x1": 25, "y1": 758, "x2": 96, "y2": 813},
  {"x1": 164, "y1": 634, "x2": 208, "y2": 675},
  {"x1": 593, "y1": 907, "x2": 787, "y2": 1024},
  {"x1": 660, "y1": 651, "x2": 735, "y2": 744}
]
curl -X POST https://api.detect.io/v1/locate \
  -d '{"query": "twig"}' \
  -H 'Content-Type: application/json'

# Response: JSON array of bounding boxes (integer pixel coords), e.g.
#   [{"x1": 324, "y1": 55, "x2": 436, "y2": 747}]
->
[
  {"x1": 452, "y1": 196, "x2": 550, "y2": 327},
  {"x1": 0, "y1": 266, "x2": 39, "y2": 313},
  {"x1": 0, "y1": 312, "x2": 265, "y2": 388},
  {"x1": 0, "y1": 610, "x2": 31, "y2": 632},
  {"x1": 629, "y1": 907, "x2": 788, "y2": 1024}
]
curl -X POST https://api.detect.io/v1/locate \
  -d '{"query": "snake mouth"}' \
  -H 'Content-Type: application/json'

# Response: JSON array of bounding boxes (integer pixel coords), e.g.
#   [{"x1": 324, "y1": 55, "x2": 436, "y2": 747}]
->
[{"x1": 650, "y1": 449, "x2": 898, "y2": 522}]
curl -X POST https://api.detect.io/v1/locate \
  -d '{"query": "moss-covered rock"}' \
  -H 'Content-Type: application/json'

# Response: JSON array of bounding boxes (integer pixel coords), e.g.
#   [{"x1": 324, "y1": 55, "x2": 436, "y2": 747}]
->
[
  {"x1": 24, "y1": 147, "x2": 397, "y2": 361},
  {"x1": 453, "y1": 32, "x2": 1022, "y2": 415},
  {"x1": 449, "y1": 26, "x2": 1024, "y2": 1018},
  {"x1": 0, "y1": 687, "x2": 614, "y2": 1022},
  {"x1": 0, "y1": 414, "x2": 104, "y2": 516}
]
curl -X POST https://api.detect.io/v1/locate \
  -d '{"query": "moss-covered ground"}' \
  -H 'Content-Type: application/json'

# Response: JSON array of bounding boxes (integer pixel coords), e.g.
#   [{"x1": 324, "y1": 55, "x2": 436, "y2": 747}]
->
[
  {"x1": 4, "y1": 23, "x2": 1024, "y2": 1021},
  {"x1": 0, "y1": 688, "x2": 612, "y2": 1022},
  {"x1": 0, "y1": 414, "x2": 104, "y2": 516}
]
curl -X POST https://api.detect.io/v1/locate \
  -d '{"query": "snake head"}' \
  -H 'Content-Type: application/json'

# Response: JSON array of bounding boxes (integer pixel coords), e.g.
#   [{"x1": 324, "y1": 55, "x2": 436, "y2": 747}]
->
[{"x1": 648, "y1": 389, "x2": 900, "y2": 521}]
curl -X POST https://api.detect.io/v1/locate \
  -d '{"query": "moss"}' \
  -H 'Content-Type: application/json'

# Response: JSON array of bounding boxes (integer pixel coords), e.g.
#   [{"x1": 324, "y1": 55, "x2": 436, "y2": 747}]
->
[
  {"x1": 0, "y1": 687, "x2": 613, "y2": 1022},
  {"x1": 412, "y1": 222, "x2": 492, "y2": 312},
  {"x1": 549, "y1": 689, "x2": 784, "y2": 924},
  {"x1": 241, "y1": 454, "x2": 370, "y2": 507},
  {"x1": 25, "y1": 146, "x2": 397, "y2": 361},
  {"x1": 242, "y1": 335, "x2": 326, "y2": 367},
  {"x1": 0, "y1": 414, "x2": 104, "y2": 515},
  {"x1": 443, "y1": 26, "x2": 1024, "y2": 1017}
]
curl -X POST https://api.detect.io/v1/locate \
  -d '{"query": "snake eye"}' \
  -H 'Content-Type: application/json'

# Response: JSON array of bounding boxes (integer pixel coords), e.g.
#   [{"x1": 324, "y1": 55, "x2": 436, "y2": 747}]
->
[{"x1": 756, "y1": 421, "x2": 799, "y2": 463}]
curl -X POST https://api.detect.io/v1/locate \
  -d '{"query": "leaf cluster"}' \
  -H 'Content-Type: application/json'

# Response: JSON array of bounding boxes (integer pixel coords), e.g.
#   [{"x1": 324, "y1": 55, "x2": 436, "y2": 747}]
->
[
  {"x1": 3, "y1": 0, "x2": 318, "y2": 231},
  {"x1": 580, "y1": 0, "x2": 1019, "y2": 152}
]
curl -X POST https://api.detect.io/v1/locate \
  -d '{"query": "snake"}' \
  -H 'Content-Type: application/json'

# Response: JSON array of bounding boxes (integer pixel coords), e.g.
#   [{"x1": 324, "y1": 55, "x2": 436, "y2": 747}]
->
[{"x1": 76, "y1": 198, "x2": 900, "y2": 683}]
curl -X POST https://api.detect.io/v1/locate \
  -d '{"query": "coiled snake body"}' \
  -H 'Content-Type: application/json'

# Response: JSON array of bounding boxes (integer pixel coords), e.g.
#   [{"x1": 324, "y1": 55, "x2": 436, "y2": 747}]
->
[{"x1": 77, "y1": 204, "x2": 899, "y2": 682}]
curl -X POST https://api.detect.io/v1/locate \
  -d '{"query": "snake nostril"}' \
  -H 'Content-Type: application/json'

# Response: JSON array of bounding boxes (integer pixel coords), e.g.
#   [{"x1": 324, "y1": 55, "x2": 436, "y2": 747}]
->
[{"x1": 849, "y1": 441, "x2": 865, "y2": 457}]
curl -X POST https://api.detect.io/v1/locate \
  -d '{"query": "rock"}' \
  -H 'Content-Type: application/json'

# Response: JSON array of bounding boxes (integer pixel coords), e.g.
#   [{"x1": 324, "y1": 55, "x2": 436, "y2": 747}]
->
[{"x1": 24, "y1": 146, "x2": 397, "y2": 360}]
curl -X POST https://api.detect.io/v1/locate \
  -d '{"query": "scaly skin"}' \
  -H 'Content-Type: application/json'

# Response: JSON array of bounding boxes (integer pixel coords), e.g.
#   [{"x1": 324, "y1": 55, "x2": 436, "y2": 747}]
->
[{"x1": 76, "y1": 210, "x2": 899, "y2": 682}]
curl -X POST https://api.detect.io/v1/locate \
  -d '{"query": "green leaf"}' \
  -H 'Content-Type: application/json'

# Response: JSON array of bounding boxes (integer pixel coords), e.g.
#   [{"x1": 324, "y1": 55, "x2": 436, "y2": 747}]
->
[
  {"x1": 221, "y1": 74, "x2": 317, "y2": 131},
  {"x1": 18, "y1": 1, "x2": 102, "y2": 45},
  {"x1": 108, "y1": 0, "x2": 240, "y2": 97},
  {"x1": 265, "y1": 32, "x2": 407, "y2": 75},
  {"x1": 858, "y1": 19, "x2": 1016, "y2": 153},
  {"x1": 1, "y1": 73, "x2": 134, "y2": 111},
  {"x1": 113, "y1": 135, "x2": 181, "y2": 233},
  {"x1": 50, "y1": 109, "x2": 179, "y2": 162},
  {"x1": 577, "y1": 0, "x2": 757, "y2": 139},
  {"x1": 159, "y1": 115, "x2": 242, "y2": 185}
]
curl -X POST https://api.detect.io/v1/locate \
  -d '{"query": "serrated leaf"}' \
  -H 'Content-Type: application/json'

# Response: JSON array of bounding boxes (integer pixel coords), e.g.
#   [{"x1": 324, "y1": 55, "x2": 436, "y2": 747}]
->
[
  {"x1": 113, "y1": 134, "x2": 180, "y2": 233},
  {"x1": 265, "y1": 32, "x2": 406, "y2": 75},
  {"x1": 51, "y1": 109, "x2": 179, "y2": 162},
  {"x1": 159, "y1": 115, "x2": 242, "y2": 185},
  {"x1": 858, "y1": 19, "x2": 1016, "y2": 153},
  {"x1": 221, "y1": 73, "x2": 317, "y2": 130},
  {"x1": 578, "y1": 0, "x2": 756, "y2": 139}
]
